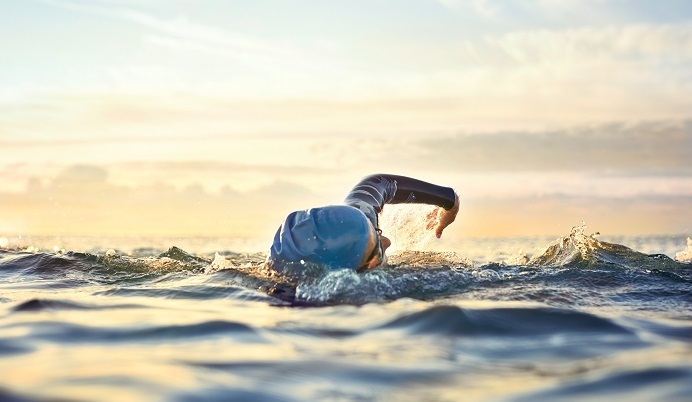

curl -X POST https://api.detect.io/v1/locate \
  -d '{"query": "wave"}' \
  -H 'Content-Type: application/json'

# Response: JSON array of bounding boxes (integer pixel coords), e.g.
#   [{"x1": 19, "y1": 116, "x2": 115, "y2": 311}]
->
[
  {"x1": 5, "y1": 320, "x2": 262, "y2": 344},
  {"x1": 290, "y1": 225, "x2": 691, "y2": 306},
  {"x1": 515, "y1": 366, "x2": 692, "y2": 402},
  {"x1": 11, "y1": 298, "x2": 141, "y2": 312},
  {"x1": 529, "y1": 223, "x2": 687, "y2": 270},
  {"x1": 1, "y1": 226, "x2": 690, "y2": 308},
  {"x1": 375, "y1": 304, "x2": 634, "y2": 337}
]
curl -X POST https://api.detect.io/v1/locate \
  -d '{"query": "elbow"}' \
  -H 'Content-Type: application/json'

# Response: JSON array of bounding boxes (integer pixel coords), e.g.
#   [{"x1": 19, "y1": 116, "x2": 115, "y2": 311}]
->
[{"x1": 358, "y1": 173, "x2": 388, "y2": 184}]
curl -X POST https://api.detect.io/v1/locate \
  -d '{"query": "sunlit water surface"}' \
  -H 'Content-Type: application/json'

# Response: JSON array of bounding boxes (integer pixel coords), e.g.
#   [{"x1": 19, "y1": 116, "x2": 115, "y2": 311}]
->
[{"x1": 1, "y1": 223, "x2": 691, "y2": 401}]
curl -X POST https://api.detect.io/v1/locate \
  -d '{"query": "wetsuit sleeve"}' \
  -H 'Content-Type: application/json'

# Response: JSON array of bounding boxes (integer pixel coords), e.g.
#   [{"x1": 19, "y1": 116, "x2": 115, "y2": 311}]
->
[{"x1": 344, "y1": 174, "x2": 457, "y2": 227}]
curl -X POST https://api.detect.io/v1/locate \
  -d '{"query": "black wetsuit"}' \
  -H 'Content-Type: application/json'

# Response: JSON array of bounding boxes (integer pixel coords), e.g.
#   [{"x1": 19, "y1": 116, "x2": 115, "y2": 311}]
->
[{"x1": 344, "y1": 174, "x2": 457, "y2": 228}]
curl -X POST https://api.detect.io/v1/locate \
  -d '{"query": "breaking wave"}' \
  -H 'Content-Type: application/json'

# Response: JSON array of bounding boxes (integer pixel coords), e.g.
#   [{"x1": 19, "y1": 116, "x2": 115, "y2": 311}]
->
[{"x1": 1, "y1": 225, "x2": 689, "y2": 310}]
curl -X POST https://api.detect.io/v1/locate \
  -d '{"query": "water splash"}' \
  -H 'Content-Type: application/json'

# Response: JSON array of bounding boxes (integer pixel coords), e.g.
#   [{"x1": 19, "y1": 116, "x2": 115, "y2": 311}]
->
[
  {"x1": 529, "y1": 222, "x2": 599, "y2": 266},
  {"x1": 676, "y1": 238, "x2": 692, "y2": 263},
  {"x1": 387, "y1": 250, "x2": 472, "y2": 269},
  {"x1": 295, "y1": 269, "x2": 395, "y2": 304},
  {"x1": 379, "y1": 204, "x2": 439, "y2": 252}
]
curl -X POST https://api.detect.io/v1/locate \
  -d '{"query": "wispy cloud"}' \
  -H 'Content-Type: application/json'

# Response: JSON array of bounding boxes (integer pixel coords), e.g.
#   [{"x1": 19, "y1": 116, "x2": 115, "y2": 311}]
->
[
  {"x1": 38, "y1": 0, "x2": 347, "y2": 76},
  {"x1": 384, "y1": 120, "x2": 692, "y2": 175},
  {"x1": 436, "y1": 0, "x2": 692, "y2": 25},
  {"x1": 116, "y1": 160, "x2": 337, "y2": 176},
  {"x1": 472, "y1": 23, "x2": 692, "y2": 64},
  {"x1": 436, "y1": 0, "x2": 500, "y2": 18},
  {"x1": 41, "y1": 0, "x2": 291, "y2": 54}
]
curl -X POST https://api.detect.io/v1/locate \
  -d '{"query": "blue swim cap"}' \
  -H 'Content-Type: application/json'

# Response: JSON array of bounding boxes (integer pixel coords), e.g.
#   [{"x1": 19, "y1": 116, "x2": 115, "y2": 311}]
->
[{"x1": 268, "y1": 205, "x2": 371, "y2": 271}]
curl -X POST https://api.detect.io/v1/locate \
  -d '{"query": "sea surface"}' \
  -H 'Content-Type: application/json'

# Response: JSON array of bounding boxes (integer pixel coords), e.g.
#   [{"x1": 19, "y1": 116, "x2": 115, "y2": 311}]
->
[{"x1": 1, "y1": 223, "x2": 691, "y2": 401}]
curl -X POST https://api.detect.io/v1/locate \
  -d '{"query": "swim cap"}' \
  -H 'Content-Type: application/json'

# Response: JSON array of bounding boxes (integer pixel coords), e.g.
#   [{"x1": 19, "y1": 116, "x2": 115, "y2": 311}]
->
[{"x1": 268, "y1": 205, "x2": 371, "y2": 271}]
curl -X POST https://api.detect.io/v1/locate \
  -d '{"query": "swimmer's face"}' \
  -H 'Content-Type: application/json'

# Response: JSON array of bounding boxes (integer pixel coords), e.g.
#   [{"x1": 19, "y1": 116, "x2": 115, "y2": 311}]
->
[{"x1": 358, "y1": 223, "x2": 391, "y2": 271}]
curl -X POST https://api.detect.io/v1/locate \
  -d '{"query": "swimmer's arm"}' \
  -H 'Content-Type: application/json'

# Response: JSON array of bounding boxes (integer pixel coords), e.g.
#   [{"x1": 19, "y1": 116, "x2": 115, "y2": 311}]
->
[
  {"x1": 382, "y1": 173, "x2": 459, "y2": 237},
  {"x1": 344, "y1": 174, "x2": 459, "y2": 234},
  {"x1": 384, "y1": 174, "x2": 457, "y2": 210}
]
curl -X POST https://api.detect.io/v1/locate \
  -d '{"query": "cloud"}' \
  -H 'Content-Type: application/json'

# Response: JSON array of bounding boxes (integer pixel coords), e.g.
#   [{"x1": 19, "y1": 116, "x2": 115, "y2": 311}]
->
[
  {"x1": 473, "y1": 23, "x2": 692, "y2": 64},
  {"x1": 116, "y1": 161, "x2": 336, "y2": 176},
  {"x1": 436, "y1": 0, "x2": 692, "y2": 25},
  {"x1": 54, "y1": 164, "x2": 108, "y2": 184},
  {"x1": 445, "y1": 24, "x2": 692, "y2": 120},
  {"x1": 6, "y1": 3, "x2": 692, "y2": 136},
  {"x1": 0, "y1": 164, "x2": 323, "y2": 237},
  {"x1": 107, "y1": 160, "x2": 341, "y2": 196},
  {"x1": 38, "y1": 0, "x2": 345, "y2": 78},
  {"x1": 3, "y1": 118, "x2": 689, "y2": 203},
  {"x1": 378, "y1": 120, "x2": 692, "y2": 175},
  {"x1": 436, "y1": 0, "x2": 500, "y2": 18},
  {"x1": 2, "y1": 164, "x2": 689, "y2": 239}
]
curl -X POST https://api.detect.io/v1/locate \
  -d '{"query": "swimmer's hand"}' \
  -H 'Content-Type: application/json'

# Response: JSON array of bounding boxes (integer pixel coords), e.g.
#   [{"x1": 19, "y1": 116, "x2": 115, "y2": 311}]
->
[{"x1": 426, "y1": 192, "x2": 460, "y2": 238}]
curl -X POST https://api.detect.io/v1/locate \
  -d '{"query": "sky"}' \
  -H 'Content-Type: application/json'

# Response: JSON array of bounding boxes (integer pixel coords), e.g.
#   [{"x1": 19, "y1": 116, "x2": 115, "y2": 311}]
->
[{"x1": 0, "y1": 0, "x2": 691, "y2": 241}]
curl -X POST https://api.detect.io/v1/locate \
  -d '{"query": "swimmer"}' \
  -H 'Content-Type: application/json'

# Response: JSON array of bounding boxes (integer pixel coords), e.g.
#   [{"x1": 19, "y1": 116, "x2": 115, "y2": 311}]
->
[{"x1": 267, "y1": 174, "x2": 459, "y2": 273}]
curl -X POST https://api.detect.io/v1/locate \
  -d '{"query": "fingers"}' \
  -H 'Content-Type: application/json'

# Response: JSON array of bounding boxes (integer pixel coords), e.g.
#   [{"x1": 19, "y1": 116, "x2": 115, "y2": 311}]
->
[
  {"x1": 426, "y1": 220, "x2": 435, "y2": 231},
  {"x1": 435, "y1": 209, "x2": 458, "y2": 238},
  {"x1": 426, "y1": 204, "x2": 459, "y2": 238},
  {"x1": 431, "y1": 193, "x2": 460, "y2": 239},
  {"x1": 425, "y1": 208, "x2": 440, "y2": 230},
  {"x1": 434, "y1": 214, "x2": 447, "y2": 238},
  {"x1": 435, "y1": 221, "x2": 448, "y2": 238}
]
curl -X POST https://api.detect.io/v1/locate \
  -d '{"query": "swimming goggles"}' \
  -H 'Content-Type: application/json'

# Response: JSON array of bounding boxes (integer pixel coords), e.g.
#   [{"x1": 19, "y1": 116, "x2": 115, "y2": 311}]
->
[{"x1": 358, "y1": 227, "x2": 383, "y2": 272}]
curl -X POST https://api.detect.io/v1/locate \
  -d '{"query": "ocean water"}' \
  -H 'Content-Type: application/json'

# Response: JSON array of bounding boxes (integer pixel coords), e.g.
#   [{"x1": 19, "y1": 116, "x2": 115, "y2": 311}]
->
[{"x1": 1, "y1": 224, "x2": 691, "y2": 402}]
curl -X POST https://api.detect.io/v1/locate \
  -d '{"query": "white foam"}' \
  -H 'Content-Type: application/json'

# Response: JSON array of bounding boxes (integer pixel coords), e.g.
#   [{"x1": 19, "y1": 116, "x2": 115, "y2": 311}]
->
[
  {"x1": 24, "y1": 245, "x2": 40, "y2": 253},
  {"x1": 675, "y1": 237, "x2": 692, "y2": 262},
  {"x1": 206, "y1": 252, "x2": 233, "y2": 273}
]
